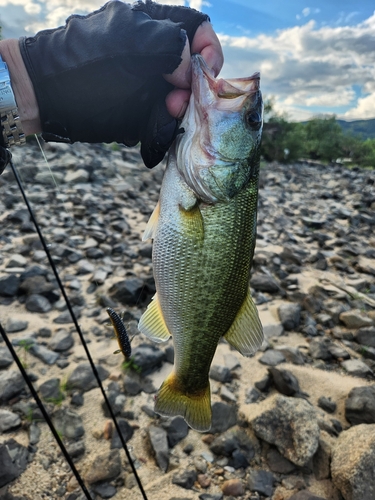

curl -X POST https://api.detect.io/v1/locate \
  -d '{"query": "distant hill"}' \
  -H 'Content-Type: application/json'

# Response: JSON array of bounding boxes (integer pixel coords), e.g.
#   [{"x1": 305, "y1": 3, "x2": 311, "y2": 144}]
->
[{"x1": 336, "y1": 118, "x2": 375, "y2": 140}]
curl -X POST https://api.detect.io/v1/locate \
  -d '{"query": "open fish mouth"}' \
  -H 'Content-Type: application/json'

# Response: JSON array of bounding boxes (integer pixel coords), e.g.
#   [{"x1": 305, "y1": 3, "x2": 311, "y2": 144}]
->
[{"x1": 191, "y1": 54, "x2": 261, "y2": 113}]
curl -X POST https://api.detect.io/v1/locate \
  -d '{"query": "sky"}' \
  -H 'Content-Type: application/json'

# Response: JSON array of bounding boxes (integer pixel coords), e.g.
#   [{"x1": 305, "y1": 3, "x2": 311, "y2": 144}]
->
[{"x1": 1, "y1": 0, "x2": 375, "y2": 121}]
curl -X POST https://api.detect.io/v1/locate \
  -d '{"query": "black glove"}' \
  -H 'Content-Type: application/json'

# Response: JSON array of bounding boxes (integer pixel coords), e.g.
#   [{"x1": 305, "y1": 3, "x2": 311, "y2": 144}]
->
[{"x1": 19, "y1": 0, "x2": 209, "y2": 168}]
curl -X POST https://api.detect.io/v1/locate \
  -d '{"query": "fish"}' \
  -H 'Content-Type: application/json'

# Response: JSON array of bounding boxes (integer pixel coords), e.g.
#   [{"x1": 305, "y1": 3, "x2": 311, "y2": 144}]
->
[
  {"x1": 106, "y1": 307, "x2": 132, "y2": 359},
  {"x1": 138, "y1": 54, "x2": 264, "y2": 432}
]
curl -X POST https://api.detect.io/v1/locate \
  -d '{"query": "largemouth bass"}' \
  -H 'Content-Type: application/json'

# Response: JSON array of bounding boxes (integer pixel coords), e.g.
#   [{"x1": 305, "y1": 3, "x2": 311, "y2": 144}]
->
[{"x1": 139, "y1": 54, "x2": 263, "y2": 432}]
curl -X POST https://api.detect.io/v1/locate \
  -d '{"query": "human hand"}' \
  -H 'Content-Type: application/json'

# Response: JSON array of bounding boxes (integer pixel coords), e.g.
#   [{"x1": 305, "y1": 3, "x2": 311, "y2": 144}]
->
[{"x1": 164, "y1": 21, "x2": 223, "y2": 119}]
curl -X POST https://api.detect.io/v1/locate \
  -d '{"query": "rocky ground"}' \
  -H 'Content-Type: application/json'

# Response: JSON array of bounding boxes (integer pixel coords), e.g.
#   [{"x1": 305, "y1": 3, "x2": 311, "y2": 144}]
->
[{"x1": 0, "y1": 139, "x2": 374, "y2": 500}]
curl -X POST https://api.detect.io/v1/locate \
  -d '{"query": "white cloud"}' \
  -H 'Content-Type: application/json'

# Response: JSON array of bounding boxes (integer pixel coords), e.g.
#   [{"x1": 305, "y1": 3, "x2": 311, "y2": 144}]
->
[{"x1": 218, "y1": 12, "x2": 375, "y2": 120}]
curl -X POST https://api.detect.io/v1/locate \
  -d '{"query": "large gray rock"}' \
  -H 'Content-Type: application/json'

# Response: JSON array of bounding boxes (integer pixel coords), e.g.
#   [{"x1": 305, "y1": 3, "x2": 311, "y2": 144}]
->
[
  {"x1": 66, "y1": 363, "x2": 109, "y2": 392},
  {"x1": 247, "y1": 394, "x2": 320, "y2": 466},
  {"x1": 0, "y1": 370, "x2": 25, "y2": 402},
  {"x1": 331, "y1": 424, "x2": 375, "y2": 500},
  {"x1": 52, "y1": 408, "x2": 84, "y2": 439},
  {"x1": 148, "y1": 426, "x2": 169, "y2": 472},
  {"x1": 278, "y1": 303, "x2": 301, "y2": 331},
  {"x1": 345, "y1": 386, "x2": 375, "y2": 425},
  {"x1": 84, "y1": 449, "x2": 121, "y2": 484}
]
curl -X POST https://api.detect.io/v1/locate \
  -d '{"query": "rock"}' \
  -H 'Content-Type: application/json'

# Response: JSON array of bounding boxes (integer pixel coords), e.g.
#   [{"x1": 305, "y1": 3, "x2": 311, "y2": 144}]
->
[
  {"x1": 131, "y1": 344, "x2": 166, "y2": 375},
  {"x1": 209, "y1": 365, "x2": 232, "y2": 383},
  {"x1": 259, "y1": 349, "x2": 285, "y2": 366},
  {"x1": 275, "y1": 345, "x2": 305, "y2": 365},
  {"x1": 19, "y1": 275, "x2": 59, "y2": 302},
  {"x1": 312, "y1": 436, "x2": 332, "y2": 480},
  {"x1": 221, "y1": 478, "x2": 244, "y2": 497},
  {"x1": 341, "y1": 359, "x2": 373, "y2": 378},
  {"x1": 84, "y1": 449, "x2": 121, "y2": 484},
  {"x1": 91, "y1": 482, "x2": 117, "y2": 498},
  {"x1": 266, "y1": 447, "x2": 295, "y2": 474},
  {"x1": 345, "y1": 386, "x2": 375, "y2": 424},
  {"x1": 247, "y1": 469, "x2": 275, "y2": 497},
  {"x1": 109, "y1": 278, "x2": 147, "y2": 306},
  {"x1": 339, "y1": 310, "x2": 373, "y2": 329},
  {"x1": 278, "y1": 303, "x2": 301, "y2": 331},
  {"x1": 6, "y1": 254, "x2": 27, "y2": 268},
  {"x1": 53, "y1": 307, "x2": 82, "y2": 324},
  {"x1": 245, "y1": 387, "x2": 261, "y2": 404},
  {"x1": 263, "y1": 323, "x2": 284, "y2": 338},
  {"x1": 25, "y1": 294, "x2": 52, "y2": 313},
  {"x1": 148, "y1": 426, "x2": 169, "y2": 472},
  {"x1": 309, "y1": 339, "x2": 332, "y2": 361},
  {"x1": 66, "y1": 440, "x2": 85, "y2": 459},
  {"x1": 268, "y1": 367, "x2": 301, "y2": 396},
  {"x1": 65, "y1": 168, "x2": 89, "y2": 183},
  {"x1": 210, "y1": 428, "x2": 255, "y2": 467},
  {"x1": 49, "y1": 329, "x2": 74, "y2": 351},
  {"x1": 29, "y1": 344, "x2": 59, "y2": 365},
  {"x1": 250, "y1": 274, "x2": 280, "y2": 293},
  {"x1": 172, "y1": 469, "x2": 197, "y2": 489},
  {"x1": 0, "y1": 410, "x2": 21, "y2": 433},
  {"x1": 0, "y1": 275, "x2": 20, "y2": 297},
  {"x1": 39, "y1": 378, "x2": 64, "y2": 402},
  {"x1": 5, "y1": 318, "x2": 28, "y2": 333},
  {"x1": 0, "y1": 347, "x2": 13, "y2": 368},
  {"x1": 210, "y1": 402, "x2": 237, "y2": 434},
  {"x1": 331, "y1": 424, "x2": 375, "y2": 500},
  {"x1": 199, "y1": 494, "x2": 223, "y2": 500},
  {"x1": 66, "y1": 363, "x2": 109, "y2": 392},
  {"x1": 288, "y1": 492, "x2": 326, "y2": 500},
  {"x1": 52, "y1": 409, "x2": 84, "y2": 439},
  {"x1": 247, "y1": 394, "x2": 320, "y2": 466},
  {"x1": 317, "y1": 396, "x2": 337, "y2": 414},
  {"x1": 162, "y1": 417, "x2": 189, "y2": 448},
  {"x1": 110, "y1": 418, "x2": 134, "y2": 448},
  {"x1": 0, "y1": 445, "x2": 21, "y2": 488},
  {"x1": 0, "y1": 370, "x2": 26, "y2": 402},
  {"x1": 355, "y1": 327, "x2": 375, "y2": 347}
]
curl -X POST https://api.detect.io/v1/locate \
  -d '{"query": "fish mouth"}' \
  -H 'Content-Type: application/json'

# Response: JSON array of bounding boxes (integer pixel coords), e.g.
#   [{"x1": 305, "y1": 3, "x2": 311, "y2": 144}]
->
[{"x1": 191, "y1": 54, "x2": 260, "y2": 110}]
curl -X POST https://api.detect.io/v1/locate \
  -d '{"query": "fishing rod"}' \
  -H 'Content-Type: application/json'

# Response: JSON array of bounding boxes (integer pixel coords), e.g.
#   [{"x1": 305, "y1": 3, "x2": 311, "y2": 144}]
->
[{"x1": 1, "y1": 151, "x2": 149, "y2": 500}]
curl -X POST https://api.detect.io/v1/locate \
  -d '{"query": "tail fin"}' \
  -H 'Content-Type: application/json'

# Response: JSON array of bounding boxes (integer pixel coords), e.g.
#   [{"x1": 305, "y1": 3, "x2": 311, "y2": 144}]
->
[{"x1": 154, "y1": 373, "x2": 211, "y2": 432}]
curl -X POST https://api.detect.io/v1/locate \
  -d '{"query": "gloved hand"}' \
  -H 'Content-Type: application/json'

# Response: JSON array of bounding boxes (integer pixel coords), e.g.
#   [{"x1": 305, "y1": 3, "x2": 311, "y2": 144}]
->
[{"x1": 19, "y1": 0, "x2": 212, "y2": 168}]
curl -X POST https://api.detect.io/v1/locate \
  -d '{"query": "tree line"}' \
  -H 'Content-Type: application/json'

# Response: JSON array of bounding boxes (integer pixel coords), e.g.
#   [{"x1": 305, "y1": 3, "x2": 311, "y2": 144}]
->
[{"x1": 261, "y1": 98, "x2": 375, "y2": 168}]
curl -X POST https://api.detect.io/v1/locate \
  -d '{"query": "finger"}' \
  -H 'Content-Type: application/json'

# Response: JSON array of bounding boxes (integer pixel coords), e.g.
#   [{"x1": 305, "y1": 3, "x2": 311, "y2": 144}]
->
[
  {"x1": 163, "y1": 36, "x2": 192, "y2": 89},
  {"x1": 191, "y1": 21, "x2": 224, "y2": 77},
  {"x1": 165, "y1": 88, "x2": 191, "y2": 119}
]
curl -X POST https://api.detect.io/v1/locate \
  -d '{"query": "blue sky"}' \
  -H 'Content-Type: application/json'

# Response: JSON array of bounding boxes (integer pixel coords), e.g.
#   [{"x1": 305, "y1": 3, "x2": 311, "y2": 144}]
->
[{"x1": 1, "y1": 0, "x2": 375, "y2": 121}]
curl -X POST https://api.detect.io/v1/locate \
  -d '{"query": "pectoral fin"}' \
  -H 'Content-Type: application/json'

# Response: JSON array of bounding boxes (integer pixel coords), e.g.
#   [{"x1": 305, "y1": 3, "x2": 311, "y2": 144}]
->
[
  {"x1": 224, "y1": 289, "x2": 263, "y2": 356},
  {"x1": 142, "y1": 201, "x2": 160, "y2": 241},
  {"x1": 138, "y1": 293, "x2": 171, "y2": 343}
]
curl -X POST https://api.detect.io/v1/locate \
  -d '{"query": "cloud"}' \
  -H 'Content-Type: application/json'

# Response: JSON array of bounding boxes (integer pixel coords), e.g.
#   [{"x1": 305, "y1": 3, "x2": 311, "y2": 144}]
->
[{"x1": 218, "y1": 13, "x2": 375, "y2": 120}]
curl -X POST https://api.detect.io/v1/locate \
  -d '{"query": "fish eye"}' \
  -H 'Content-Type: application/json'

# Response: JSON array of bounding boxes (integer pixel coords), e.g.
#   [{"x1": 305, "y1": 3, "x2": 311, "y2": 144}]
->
[{"x1": 246, "y1": 111, "x2": 262, "y2": 131}]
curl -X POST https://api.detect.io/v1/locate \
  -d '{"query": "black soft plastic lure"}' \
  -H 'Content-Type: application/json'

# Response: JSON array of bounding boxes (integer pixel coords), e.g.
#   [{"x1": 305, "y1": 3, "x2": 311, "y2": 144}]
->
[{"x1": 106, "y1": 307, "x2": 132, "y2": 359}]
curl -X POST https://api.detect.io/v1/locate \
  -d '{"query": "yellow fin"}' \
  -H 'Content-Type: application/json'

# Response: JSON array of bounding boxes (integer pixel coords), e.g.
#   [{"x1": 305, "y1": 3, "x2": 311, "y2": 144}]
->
[
  {"x1": 138, "y1": 293, "x2": 171, "y2": 343},
  {"x1": 155, "y1": 372, "x2": 212, "y2": 432},
  {"x1": 224, "y1": 288, "x2": 264, "y2": 356},
  {"x1": 142, "y1": 201, "x2": 160, "y2": 241}
]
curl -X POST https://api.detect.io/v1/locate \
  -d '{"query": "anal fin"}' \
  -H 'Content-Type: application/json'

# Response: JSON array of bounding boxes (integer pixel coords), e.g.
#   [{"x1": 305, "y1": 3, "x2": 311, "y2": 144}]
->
[
  {"x1": 138, "y1": 293, "x2": 171, "y2": 343},
  {"x1": 224, "y1": 288, "x2": 263, "y2": 356}
]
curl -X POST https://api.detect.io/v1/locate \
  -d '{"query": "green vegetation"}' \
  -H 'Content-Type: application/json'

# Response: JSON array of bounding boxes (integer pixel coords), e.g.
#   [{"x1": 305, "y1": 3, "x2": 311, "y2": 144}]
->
[
  {"x1": 122, "y1": 356, "x2": 141, "y2": 374},
  {"x1": 18, "y1": 339, "x2": 34, "y2": 369},
  {"x1": 261, "y1": 97, "x2": 375, "y2": 168}
]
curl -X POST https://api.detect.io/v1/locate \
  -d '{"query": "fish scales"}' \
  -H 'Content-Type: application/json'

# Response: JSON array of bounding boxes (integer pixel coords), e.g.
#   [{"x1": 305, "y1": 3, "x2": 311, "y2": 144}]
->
[
  {"x1": 139, "y1": 54, "x2": 264, "y2": 431},
  {"x1": 153, "y1": 165, "x2": 259, "y2": 392}
]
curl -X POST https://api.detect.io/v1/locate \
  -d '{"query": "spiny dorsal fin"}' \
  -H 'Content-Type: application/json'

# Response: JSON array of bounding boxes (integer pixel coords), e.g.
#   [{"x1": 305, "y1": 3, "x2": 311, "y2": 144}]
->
[
  {"x1": 224, "y1": 289, "x2": 264, "y2": 356},
  {"x1": 138, "y1": 293, "x2": 171, "y2": 343},
  {"x1": 142, "y1": 201, "x2": 160, "y2": 241}
]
